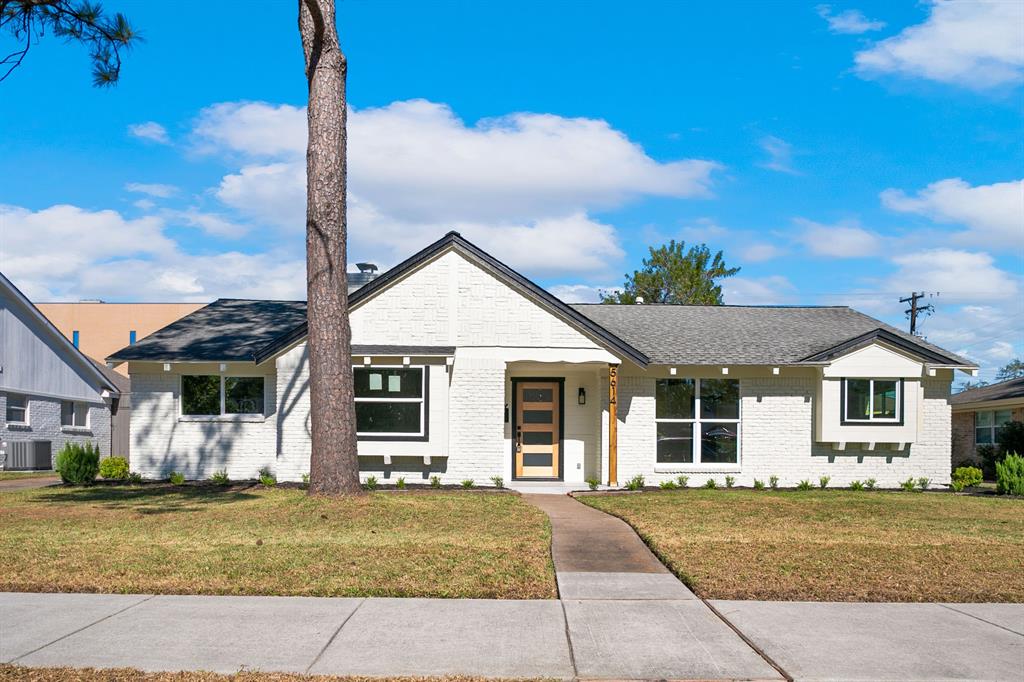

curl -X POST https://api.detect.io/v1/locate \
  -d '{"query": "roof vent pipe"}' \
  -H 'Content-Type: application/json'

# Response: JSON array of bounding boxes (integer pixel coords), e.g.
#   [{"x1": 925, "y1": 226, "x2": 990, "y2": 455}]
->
[{"x1": 635, "y1": 296, "x2": 644, "y2": 305}]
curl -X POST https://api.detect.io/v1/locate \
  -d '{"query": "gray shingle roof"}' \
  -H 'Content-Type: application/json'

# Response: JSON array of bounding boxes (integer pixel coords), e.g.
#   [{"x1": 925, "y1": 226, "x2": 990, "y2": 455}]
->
[
  {"x1": 108, "y1": 299, "x2": 307, "y2": 363},
  {"x1": 950, "y1": 377, "x2": 1024, "y2": 405},
  {"x1": 571, "y1": 304, "x2": 973, "y2": 366}
]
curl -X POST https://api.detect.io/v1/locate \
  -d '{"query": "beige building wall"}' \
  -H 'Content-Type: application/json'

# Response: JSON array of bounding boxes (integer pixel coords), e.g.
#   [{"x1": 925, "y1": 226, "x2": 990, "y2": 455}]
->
[{"x1": 36, "y1": 302, "x2": 206, "y2": 376}]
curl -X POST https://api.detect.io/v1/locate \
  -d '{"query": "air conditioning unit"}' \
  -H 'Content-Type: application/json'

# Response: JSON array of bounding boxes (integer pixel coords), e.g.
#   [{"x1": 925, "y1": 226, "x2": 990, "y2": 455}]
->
[{"x1": 4, "y1": 441, "x2": 52, "y2": 471}]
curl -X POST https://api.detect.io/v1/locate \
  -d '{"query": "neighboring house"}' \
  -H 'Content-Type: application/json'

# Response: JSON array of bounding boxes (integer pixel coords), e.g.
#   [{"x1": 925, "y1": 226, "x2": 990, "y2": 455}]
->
[
  {"x1": 0, "y1": 273, "x2": 123, "y2": 470},
  {"x1": 950, "y1": 377, "x2": 1024, "y2": 467},
  {"x1": 36, "y1": 301, "x2": 207, "y2": 377},
  {"x1": 109, "y1": 232, "x2": 975, "y2": 488}
]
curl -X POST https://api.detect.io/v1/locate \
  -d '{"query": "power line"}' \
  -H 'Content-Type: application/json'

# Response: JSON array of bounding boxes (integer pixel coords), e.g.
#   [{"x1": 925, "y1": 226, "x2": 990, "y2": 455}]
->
[{"x1": 900, "y1": 291, "x2": 935, "y2": 336}]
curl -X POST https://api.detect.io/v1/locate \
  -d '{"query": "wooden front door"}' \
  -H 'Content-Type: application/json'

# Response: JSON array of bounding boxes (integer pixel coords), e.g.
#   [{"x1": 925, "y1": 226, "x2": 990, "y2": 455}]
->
[{"x1": 514, "y1": 380, "x2": 561, "y2": 479}]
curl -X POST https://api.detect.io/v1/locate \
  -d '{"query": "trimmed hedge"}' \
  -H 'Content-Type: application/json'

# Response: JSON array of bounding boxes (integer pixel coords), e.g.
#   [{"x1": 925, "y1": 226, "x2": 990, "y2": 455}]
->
[{"x1": 55, "y1": 442, "x2": 100, "y2": 486}]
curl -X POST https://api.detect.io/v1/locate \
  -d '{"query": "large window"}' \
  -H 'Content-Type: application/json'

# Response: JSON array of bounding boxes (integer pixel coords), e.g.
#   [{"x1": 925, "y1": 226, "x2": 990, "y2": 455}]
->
[
  {"x1": 5, "y1": 393, "x2": 27, "y2": 424},
  {"x1": 181, "y1": 375, "x2": 265, "y2": 417},
  {"x1": 61, "y1": 401, "x2": 89, "y2": 428},
  {"x1": 655, "y1": 378, "x2": 739, "y2": 465},
  {"x1": 354, "y1": 366, "x2": 426, "y2": 438},
  {"x1": 843, "y1": 378, "x2": 901, "y2": 423},
  {"x1": 975, "y1": 409, "x2": 1013, "y2": 445}
]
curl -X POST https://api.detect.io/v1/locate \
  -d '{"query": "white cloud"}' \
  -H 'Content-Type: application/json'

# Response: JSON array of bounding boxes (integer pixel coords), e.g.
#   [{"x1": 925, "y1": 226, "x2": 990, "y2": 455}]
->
[
  {"x1": 169, "y1": 209, "x2": 249, "y2": 239},
  {"x1": 679, "y1": 217, "x2": 730, "y2": 243},
  {"x1": 127, "y1": 122, "x2": 170, "y2": 144},
  {"x1": 0, "y1": 204, "x2": 300, "y2": 302},
  {"x1": 547, "y1": 283, "x2": 616, "y2": 303},
  {"x1": 887, "y1": 248, "x2": 1020, "y2": 304},
  {"x1": 816, "y1": 5, "x2": 885, "y2": 34},
  {"x1": 722, "y1": 275, "x2": 796, "y2": 305},
  {"x1": 757, "y1": 135, "x2": 798, "y2": 174},
  {"x1": 795, "y1": 217, "x2": 881, "y2": 257},
  {"x1": 125, "y1": 182, "x2": 179, "y2": 198},
  {"x1": 740, "y1": 242, "x2": 785, "y2": 263},
  {"x1": 855, "y1": 1, "x2": 1024, "y2": 89},
  {"x1": 199, "y1": 99, "x2": 722, "y2": 278},
  {"x1": 880, "y1": 177, "x2": 1024, "y2": 247}
]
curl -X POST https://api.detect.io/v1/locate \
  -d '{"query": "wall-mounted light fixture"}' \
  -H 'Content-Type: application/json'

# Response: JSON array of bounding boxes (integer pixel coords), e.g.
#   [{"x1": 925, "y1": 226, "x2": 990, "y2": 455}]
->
[{"x1": 578, "y1": 387, "x2": 586, "y2": 405}]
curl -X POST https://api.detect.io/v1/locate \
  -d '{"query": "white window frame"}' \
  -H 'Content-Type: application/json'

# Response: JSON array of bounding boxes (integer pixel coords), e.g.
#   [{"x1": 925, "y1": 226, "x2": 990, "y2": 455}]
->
[
  {"x1": 60, "y1": 400, "x2": 90, "y2": 429},
  {"x1": 5, "y1": 393, "x2": 28, "y2": 426},
  {"x1": 842, "y1": 378, "x2": 902, "y2": 424},
  {"x1": 975, "y1": 409, "x2": 1013, "y2": 446},
  {"x1": 654, "y1": 378, "x2": 741, "y2": 467},
  {"x1": 353, "y1": 364, "x2": 427, "y2": 438},
  {"x1": 179, "y1": 375, "x2": 266, "y2": 418}
]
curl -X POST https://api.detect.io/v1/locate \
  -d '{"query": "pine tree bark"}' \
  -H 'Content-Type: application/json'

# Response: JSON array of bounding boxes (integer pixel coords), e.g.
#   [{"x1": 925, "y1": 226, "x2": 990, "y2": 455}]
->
[{"x1": 299, "y1": 0, "x2": 361, "y2": 495}]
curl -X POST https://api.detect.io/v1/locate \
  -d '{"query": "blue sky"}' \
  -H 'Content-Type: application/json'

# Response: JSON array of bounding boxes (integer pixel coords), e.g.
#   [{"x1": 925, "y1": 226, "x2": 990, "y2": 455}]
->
[{"x1": 1, "y1": 0, "x2": 1021, "y2": 381}]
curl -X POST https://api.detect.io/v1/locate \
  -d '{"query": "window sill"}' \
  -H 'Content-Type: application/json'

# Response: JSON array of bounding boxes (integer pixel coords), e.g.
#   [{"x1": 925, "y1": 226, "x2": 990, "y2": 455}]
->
[
  {"x1": 5, "y1": 423, "x2": 30, "y2": 431},
  {"x1": 655, "y1": 465, "x2": 741, "y2": 474},
  {"x1": 178, "y1": 415, "x2": 266, "y2": 424},
  {"x1": 61, "y1": 427, "x2": 92, "y2": 434}
]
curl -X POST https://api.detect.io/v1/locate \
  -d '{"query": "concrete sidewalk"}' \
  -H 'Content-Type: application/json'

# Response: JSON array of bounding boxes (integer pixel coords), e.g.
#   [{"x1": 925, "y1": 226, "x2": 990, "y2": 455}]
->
[{"x1": 3, "y1": 592, "x2": 1022, "y2": 680}]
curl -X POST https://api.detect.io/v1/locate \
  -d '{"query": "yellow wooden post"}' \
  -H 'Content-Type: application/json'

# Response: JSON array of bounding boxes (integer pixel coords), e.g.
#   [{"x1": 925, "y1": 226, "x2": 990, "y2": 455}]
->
[{"x1": 608, "y1": 363, "x2": 619, "y2": 486}]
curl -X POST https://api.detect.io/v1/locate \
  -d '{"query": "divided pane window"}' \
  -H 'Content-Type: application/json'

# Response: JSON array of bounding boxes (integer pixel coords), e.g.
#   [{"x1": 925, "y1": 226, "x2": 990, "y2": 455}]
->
[
  {"x1": 354, "y1": 367, "x2": 426, "y2": 437},
  {"x1": 5, "y1": 393, "x2": 27, "y2": 424},
  {"x1": 61, "y1": 401, "x2": 88, "y2": 427},
  {"x1": 843, "y1": 379, "x2": 901, "y2": 423},
  {"x1": 975, "y1": 409, "x2": 1013, "y2": 446},
  {"x1": 181, "y1": 375, "x2": 265, "y2": 417},
  {"x1": 655, "y1": 378, "x2": 740, "y2": 465}
]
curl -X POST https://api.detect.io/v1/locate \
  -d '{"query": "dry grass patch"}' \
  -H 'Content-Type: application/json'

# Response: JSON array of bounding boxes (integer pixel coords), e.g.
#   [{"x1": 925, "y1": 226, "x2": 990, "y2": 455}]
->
[
  {"x1": 581, "y1": 489, "x2": 1024, "y2": 602},
  {"x1": 0, "y1": 471, "x2": 58, "y2": 481},
  {"x1": 0, "y1": 666, "x2": 541, "y2": 682},
  {"x1": 0, "y1": 485, "x2": 555, "y2": 599}
]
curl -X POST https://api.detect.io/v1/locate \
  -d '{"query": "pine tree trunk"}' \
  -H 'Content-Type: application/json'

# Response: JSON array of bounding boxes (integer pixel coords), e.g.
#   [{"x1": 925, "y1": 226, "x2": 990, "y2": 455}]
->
[{"x1": 299, "y1": 0, "x2": 361, "y2": 495}]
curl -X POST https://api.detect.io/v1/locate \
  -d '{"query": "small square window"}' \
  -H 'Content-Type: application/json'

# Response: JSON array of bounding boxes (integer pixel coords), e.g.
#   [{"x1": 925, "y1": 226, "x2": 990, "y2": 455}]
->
[
  {"x1": 61, "y1": 401, "x2": 87, "y2": 427},
  {"x1": 6, "y1": 394, "x2": 27, "y2": 424}
]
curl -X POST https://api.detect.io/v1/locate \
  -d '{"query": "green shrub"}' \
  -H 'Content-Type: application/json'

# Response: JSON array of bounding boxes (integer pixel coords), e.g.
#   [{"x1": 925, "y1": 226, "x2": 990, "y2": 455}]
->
[
  {"x1": 430, "y1": 475, "x2": 441, "y2": 488},
  {"x1": 209, "y1": 469, "x2": 230, "y2": 486},
  {"x1": 996, "y1": 422, "x2": 1024, "y2": 460},
  {"x1": 753, "y1": 479, "x2": 765, "y2": 490},
  {"x1": 917, "y1": 477, "x2": 930, "y2": 491},
  {"x1": 900, "y1": 477, "x2": 916, "y2": 491},
  {"x1": 55, "y1": 442, "x2": 100, "y2": 486},
  {"x1": 258, "y1": 466, "x2": 276, "y2": 487},
  {"x1": 849, "y1": 480, "x2": 864, "y2": 491},
  {"x1": 98, "y1": 456, "x2": 129, "y2": 481},
  {"x1": 396, "y1": 476, "x2": 407, "y2": 490},
  {"x1": 724, "y1": 475, "x2": 735, "y2": 488},
  {"x1": 995, "y1": 453, "x2": 1024, "y2": 496},
  {"x1": 978, "y1": 444, "x2": 999, "y2": 480},
  {"x1": 796, "y1": 479, "x2": 813, "y2": 491},
  {"x1": 364, "y1": 475, "x2": 378, "y2": 491},
  {"x1": 625, "y1": 474, "x2": 645, "y2": 491},
  {"x1": 704, "y1": 478, "x2": 717, "y2": 489},
  {"x1": 864, "y1": 478, "x2": 877, "y2": 490},
  {"x1": 818, "y1": 475, "x2": 830, "y2": 490},
  {"x1": 169, "y1": 471, "x2": 185, "y2": 486},
  {"x1": 461, "y1": 479, "x2": 475, "y2": 489},
  {"x1": 127, "y1": 471, "x2": 143, "y2": 484},
  {"x1": 676, "y1": 475, "x2": 689, "y2": 487},
  {"x1": 769, "y1": 475, "x2": 779, "y2": 490},
  {"x1": 951, "y1": 466, "x2": 982, "y2": 492},
  {"x1": 490, "y1": 475, "x2": 504, "y2": 489},
  {"x1": 586, "y1": 477, "x2": 600, "y2": 491},
  {"x1": 659, "y1": 480, "x2": 677, "y2": 489},
  {"x1": 300, "y1": 473, "x2": 310, "y2": 489}
]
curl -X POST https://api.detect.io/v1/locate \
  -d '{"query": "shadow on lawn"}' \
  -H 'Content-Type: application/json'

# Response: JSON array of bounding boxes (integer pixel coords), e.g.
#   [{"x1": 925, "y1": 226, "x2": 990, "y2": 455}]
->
[{"x1": 33, "y1": 484, "x2": 261, "y2": 515}]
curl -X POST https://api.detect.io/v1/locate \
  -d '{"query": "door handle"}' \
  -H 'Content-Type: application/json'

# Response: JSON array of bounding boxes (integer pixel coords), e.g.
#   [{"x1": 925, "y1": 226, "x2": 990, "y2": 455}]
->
[{"x1": 516, "y1": 428, "x2": 522, "y2": 453}]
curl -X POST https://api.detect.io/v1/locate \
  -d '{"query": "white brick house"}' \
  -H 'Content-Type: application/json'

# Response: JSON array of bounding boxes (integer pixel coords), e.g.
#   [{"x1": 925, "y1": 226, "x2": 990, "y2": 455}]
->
[
  {"x1": 1, "y1": 272, "x2": 124, "y2": 469},
  {"x1": 110, "y1": 233, "x2": 975, "y2": 488}
]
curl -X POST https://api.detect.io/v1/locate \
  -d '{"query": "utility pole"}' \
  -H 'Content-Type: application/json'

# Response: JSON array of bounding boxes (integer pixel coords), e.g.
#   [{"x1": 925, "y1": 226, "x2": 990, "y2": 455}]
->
[{"x1": 900, "y1": 291, "x2": 935, "y2": 336}]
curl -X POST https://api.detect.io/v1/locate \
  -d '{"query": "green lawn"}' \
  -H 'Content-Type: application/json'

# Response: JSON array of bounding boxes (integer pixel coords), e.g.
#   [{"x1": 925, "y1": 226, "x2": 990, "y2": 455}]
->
[
  {"x1": 580, "y1": 489, "x2": 1024, "y2": 602},
  {"x1": 0, "y1": 485, "x2": 555, "y2": 599}
]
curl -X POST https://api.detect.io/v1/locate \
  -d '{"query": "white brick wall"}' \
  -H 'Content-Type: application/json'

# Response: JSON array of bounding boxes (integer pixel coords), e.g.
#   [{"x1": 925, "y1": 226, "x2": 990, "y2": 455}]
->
[
  {"x1": 619, "y1": 375, "x2": 952, "y2": 489},
  {"x1": 1, "y1": 392, "x2": 111, "y2": 464}
]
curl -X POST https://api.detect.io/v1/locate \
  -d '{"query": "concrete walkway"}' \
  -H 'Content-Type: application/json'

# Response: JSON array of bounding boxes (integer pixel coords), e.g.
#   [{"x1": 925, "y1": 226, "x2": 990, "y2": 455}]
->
[{"x1": 0, "y1": 475, "x2": 60, "y2": 491}]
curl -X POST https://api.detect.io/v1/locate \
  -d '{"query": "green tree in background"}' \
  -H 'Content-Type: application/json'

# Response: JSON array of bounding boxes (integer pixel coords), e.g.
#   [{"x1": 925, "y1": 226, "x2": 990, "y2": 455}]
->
[
  {"x1": 601, "y1": 240, "x2": 740, "y2": 305},
  {"x1": 995, "y1": 359, "x2": 1024, "y2": 382},
  {"x1": 1, "y1": 0, "x2": 138, "y2": 86}
]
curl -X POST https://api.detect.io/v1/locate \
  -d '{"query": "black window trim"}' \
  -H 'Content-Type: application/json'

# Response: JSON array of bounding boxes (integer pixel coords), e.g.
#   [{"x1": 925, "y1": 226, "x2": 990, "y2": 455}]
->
[
  {"x1": 840, "y1": 377, "x2": 905, "y2": 426},
  {"x1": 179, "y1": 374, "x2": 267, "y2": 418},
  {"x1": 353, "y1": 364, "x2": 430, "y2": 442}
]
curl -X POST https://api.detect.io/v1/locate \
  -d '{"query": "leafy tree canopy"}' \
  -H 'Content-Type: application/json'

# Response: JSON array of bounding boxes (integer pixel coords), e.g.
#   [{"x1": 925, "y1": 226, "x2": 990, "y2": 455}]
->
[
  {"x1": 601, "y1": 240, "x2": 740, "y2": 305},
  {"x1": 995, "y1": 358, "x2": 1024, "y2": 382},
  {"x1": 1, "y1": 0, "x2": 138, "y2": 86}
]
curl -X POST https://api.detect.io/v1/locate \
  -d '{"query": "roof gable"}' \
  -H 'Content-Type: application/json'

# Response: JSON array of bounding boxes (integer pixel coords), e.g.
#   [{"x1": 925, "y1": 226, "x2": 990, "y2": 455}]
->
[{"x1": 950, "y1": 376, "x2": 1024, "y2": 405}]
